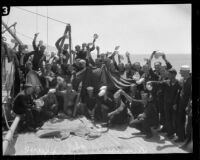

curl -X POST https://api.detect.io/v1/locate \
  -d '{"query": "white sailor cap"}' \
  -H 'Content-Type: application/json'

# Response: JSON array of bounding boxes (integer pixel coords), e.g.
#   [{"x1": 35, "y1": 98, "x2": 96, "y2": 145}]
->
[
  {"x1": 87, "y1": 86, "x2": 94, "y2": 91},
  {"x1": 180, "y1": 65, "x2": 190, "y2": 71},
  {"x1": 98, "y1": 89, "x2": 106, "y2": 97},
  {"x1": 146, "y1": 83, "x2": 153, "y2": 91},
  {"x1": 100, "y1": 86, "x2": 107, "y2": 91},
  {"x1": 113, "y1": 90, "x2": 121, "y2": 99},
  {"x1": 79, "y1": 59, "x2": 86, "y2": 64}
]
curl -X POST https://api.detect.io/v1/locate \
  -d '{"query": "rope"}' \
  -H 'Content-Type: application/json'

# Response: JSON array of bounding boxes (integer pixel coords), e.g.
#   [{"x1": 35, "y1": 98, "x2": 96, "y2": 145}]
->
[
  {"x1": 36, "y1": 7, "x2": 38, "y2": 33},
  {"x1": 15, "y1": 7, "x2": 69, "y2": 25},
  {"x1": 46, "y1": 7, "x2": 49, "y2": 52}
]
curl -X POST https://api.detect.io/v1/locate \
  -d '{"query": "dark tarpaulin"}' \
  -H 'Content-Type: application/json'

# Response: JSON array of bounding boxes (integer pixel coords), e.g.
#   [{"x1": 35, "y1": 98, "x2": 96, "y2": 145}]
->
[{"x1": 72, "y1": 65, "x2": 135, "y2": 98}]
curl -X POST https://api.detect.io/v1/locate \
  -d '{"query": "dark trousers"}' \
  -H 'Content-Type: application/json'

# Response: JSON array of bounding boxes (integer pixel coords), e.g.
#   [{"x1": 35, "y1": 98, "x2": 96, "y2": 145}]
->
[
  {"x1": 155, "y1": 97, "x2": 165, "y2": 127},
  {"x1": 16, "y1": 108, "x2": 36, "y2": 128},
  {"x1": 176, "y1": 106, "x2": 186, "y2": 140},
  {"x1": 164, "y1": 103, "x2": 176, "y2": 135},
  {"x1": 129, "y1": 117, "x2": 154, "y2": 136},
  {"x1": 109, "y1": 109, "x2": 128, "y2": 125}
]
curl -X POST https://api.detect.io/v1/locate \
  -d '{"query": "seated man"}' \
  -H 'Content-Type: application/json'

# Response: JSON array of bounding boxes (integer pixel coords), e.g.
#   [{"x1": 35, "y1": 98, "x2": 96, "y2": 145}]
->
[
  {"x1": 54, "y1": 83, "x2": 77, "y2": 117},
  {"x1": 96, "y1": 86, "x2": 115, "y2": 122},
  {"x1": 13, "y1": 83, "x2": 36, "y2": 132},
  {"x1": 128, "y1": 90, "x2": 157, "y2": 139},
  {"x1": 76, "y1": 86, "x2": 97, "y2": 120},
  {"x1": 39, "y1": 92, "x2": 58, "y2": 121},
  {"x1": 107, "y1": 89, "x2": 129, "y2": 126}
]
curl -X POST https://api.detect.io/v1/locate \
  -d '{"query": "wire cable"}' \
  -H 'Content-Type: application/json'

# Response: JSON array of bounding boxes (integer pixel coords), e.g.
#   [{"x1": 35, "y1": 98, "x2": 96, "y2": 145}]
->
[
  {"x1": 15, "y1": 7, "x2": 69, "y2": 25},
  {"x1": 46, "y1": 7, "x2": 49, "y2": 52}
]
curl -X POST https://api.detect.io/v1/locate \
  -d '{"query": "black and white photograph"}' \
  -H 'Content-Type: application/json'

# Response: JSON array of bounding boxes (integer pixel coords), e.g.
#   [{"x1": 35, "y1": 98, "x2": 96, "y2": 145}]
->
[{"x1": 2, "y1": 4, "x2": 193, "y2": 155}]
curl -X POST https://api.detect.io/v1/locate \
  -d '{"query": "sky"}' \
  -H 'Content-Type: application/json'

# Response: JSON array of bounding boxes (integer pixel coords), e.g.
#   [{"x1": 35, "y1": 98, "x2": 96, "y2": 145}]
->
[{"x1": 2, "y1": 4, "x2": 191, "y2": 55}]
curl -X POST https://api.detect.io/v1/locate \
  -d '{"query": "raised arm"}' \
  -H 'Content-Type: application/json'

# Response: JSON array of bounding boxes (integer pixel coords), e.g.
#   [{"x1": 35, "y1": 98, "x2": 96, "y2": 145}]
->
[
  {"x1": 55, "y1": 35, "x2": 65, "y2": 52},
  {"x1": 112, "y1": 54, "x2": 120, "y2": 71},
  {"x1": 33, "y1": 33, "x2": 39, "y2": 51},
  {"x1": 162, "y1": 53, "x2": 172, "y2": 70},
  {"x1": 126, "y1": 52, "x2": 132, "y2": 65},
  {"x1": 96, "y1": 46, "x2": 100, "y2": 58}
]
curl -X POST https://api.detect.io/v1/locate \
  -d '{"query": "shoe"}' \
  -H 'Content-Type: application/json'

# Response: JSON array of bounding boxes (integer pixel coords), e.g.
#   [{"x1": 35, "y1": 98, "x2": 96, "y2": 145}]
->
[
  {"x1": 166, "y1": 134, "x2": 174, "y2": 139},
  {"x1": 26, "y1": 126, "x2": 36, "y2": 132},
  {"x1": 145, "y1": 134, "x2": 153, "y2": 139},
  {"x1": 158, "y1": 128, "x2": 166, "y2": 133},
  {"x1": 174, "y1": 138, "x2": 184, "y2": 143},
  {"x1": 152, "y1": 125, "x2": 160, "y2": 130}
]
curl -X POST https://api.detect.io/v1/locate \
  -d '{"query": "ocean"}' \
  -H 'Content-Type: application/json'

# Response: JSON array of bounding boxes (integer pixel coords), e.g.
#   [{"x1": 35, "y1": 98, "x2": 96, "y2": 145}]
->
[{"x1": 120, "y1": 54, "x2": 191, "y2": 80}]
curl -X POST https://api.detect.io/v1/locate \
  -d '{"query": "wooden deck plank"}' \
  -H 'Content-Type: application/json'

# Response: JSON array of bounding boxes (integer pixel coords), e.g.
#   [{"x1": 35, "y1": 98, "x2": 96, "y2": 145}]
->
[{"x1": 7, "y1": 119, "x2": 188, "y2": 155}]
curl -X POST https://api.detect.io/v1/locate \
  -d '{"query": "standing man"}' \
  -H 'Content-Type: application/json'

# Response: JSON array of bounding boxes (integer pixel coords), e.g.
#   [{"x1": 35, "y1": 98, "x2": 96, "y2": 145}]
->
[
  {"x1": 31, "y1": 33, "x2": 46, "y2": 71},
  {"x1": 148, "y1": 68, "x2": 181, "y2": 139},
  {"x1": 175, "y1": 65, "x2": 192, "y2": 142}
]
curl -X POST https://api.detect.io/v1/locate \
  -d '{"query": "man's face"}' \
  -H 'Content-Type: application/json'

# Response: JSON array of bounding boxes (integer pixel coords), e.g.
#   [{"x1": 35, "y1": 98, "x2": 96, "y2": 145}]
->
[
  {"x1": 75, "y1": 46, "x2": 80, "y2": 52},
  {"x1": 46, "y1": 64, "x2": 52, "y2": 71},
  {"x1": 82, "y1": 43, "x2": 87, "y2": 48},
  {"x1": 35, "y1": 86, "x2": 41, "y2": 94},
  {"x1": 40, "y1": 46, "x2": 46, "y2": 53},
  {"x1": 66, "y1": 83, "x2": 73, "y2": 92},
  {"x1": 141, "y1": 92, "x2": 148, "y2": 101},
  {"x1": 130, "y1": 85, "x2": 137, "y2": 95},
  {"x1": 87, "y1": 90, "x2": 94, "y2": 97},
  {"x1": 27, "y1": 63, "x2": 32, "y2": 70},
  {"x1": 64, "y1": 44, "x2": 68, "y2": 50},
  {"x1": 134, "y1": 62, "x2": 141, "y2": 71},
  {"x1": 154, "y1": 63, "x2": 161, "y2": 71},
  {"x1": 142, "y1": 65, "x2": 149, "y2": 73},
  {"x1": 180, "y1": 70, "x2": 190, "y2": 79},
  {"x1": 26, "y1": 87, "x2": 33, "y2": 95}
]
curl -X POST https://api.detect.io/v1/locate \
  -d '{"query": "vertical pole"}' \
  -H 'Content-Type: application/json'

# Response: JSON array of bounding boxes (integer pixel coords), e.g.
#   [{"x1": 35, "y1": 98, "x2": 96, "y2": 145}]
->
[
  {"x1": 59, "y1": 25, "x2": 69, "y2": 64},
  {"x1": 68, "y1": 24, "x2": 72, "y2": 65}
]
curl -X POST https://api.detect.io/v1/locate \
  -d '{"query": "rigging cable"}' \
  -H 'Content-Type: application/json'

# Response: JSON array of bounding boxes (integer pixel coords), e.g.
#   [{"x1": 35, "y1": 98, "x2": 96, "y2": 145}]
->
[
  {"x1": 46, "y1": 6, "x2": 49, "y2": 52},
  {"x1": 36, "y1": 7, "x2": 38, "y2": 33},
  {"x1": 15, "y1": 7, "x2": 69, "y2": 25}
]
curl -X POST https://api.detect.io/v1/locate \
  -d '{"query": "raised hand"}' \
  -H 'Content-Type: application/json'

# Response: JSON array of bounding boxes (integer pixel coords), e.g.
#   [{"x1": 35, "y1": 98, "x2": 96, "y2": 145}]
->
[
  {"x1": 125, "y1": 51, "x2": 130, "y2": 57},
  {"x1": 115, "y1": 46, "x2": 120, "y2": 50},
  {"x1": 34, "y1": 33, "x2": 39, "y2": 37},
  {"x1": 93, "y1": 33, "x2": 99, "y2": 40},
  {"x1": 161, "y1": 53, "x2": 166, "y2": 60},
  {"x1": 96, "y1": 46, "x2": 100, "y2": 51}
]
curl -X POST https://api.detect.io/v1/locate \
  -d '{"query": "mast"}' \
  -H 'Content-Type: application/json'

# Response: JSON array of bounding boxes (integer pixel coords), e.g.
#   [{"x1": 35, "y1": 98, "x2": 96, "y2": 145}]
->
[
  {"x1": 2, "y1": 20, "x2": 23, "y2": 45},
  {"x1": 68, "y1": 24, "x2": 72, "y2": 64},
  {"x1": 59, "y1": 25, "x2": 70, "y2": 64}
]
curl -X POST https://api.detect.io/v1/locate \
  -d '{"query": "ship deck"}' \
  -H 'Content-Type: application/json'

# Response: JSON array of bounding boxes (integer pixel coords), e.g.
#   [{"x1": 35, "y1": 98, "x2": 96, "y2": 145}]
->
[{"x1": 5, "y1": 124, "x2": 188, "y2": 155}]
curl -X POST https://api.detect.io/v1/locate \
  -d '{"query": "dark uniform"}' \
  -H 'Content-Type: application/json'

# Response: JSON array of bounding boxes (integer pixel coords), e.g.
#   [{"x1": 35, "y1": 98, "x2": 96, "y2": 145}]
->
[
  {"x1": 151, "y1": 80, "x2": 181, "y2": 136},
  {"x1": 108, "y1": 100, "x2": 129, "y2": 125},
  {"x1": 176, "y1": 76, "x2": 192, "y2": 141},
  {"x1": 96, "y1": 96, "x2": 115, "y2": 122},
  {"x1": 153, "y1": 61, "x2": 172, "y2": 128},
  {"x1": 40, "y1": 93, "x2": 58, "y2": 121},
  {"x1": 13, "y1": 91, "x2": 35, "y2": 128},
  {"x1": 77, "y1": 95, "x2": 98, "y2": 119},
  {"x1": 129, "y1": 98, "x2": 157, "y2": 137}
]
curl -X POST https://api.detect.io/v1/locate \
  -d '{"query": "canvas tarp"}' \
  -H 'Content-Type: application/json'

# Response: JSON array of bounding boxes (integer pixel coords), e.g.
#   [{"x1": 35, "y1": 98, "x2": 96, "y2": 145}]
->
[{"x1": 72, "y1": 65, "x2": 135, "y2": 95}]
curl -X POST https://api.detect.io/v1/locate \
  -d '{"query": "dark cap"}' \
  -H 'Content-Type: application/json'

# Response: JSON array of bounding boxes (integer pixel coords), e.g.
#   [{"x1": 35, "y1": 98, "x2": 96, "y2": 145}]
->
[{"x1": 168, "y1": 68, "x2": 177, "y2": 75}]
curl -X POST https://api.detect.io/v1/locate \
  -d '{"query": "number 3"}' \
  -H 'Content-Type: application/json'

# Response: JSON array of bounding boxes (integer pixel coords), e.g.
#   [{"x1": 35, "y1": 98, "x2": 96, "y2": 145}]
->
[{"x1": 2, "y1": 6, "x2": 9, "y2": 15}]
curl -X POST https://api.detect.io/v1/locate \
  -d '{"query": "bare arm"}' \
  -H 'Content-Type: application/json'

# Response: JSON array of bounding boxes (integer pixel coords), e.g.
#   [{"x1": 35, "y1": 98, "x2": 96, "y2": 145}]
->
[{"x1": 55, "y1": 36, "x2": 64, "y2": 52}]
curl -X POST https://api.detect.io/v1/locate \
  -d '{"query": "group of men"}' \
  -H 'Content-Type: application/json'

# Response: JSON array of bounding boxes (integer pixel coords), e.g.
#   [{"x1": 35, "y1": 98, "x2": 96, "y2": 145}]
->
[{"x1": 5, "y1": 32, "x2": 192, "y2": 149}]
